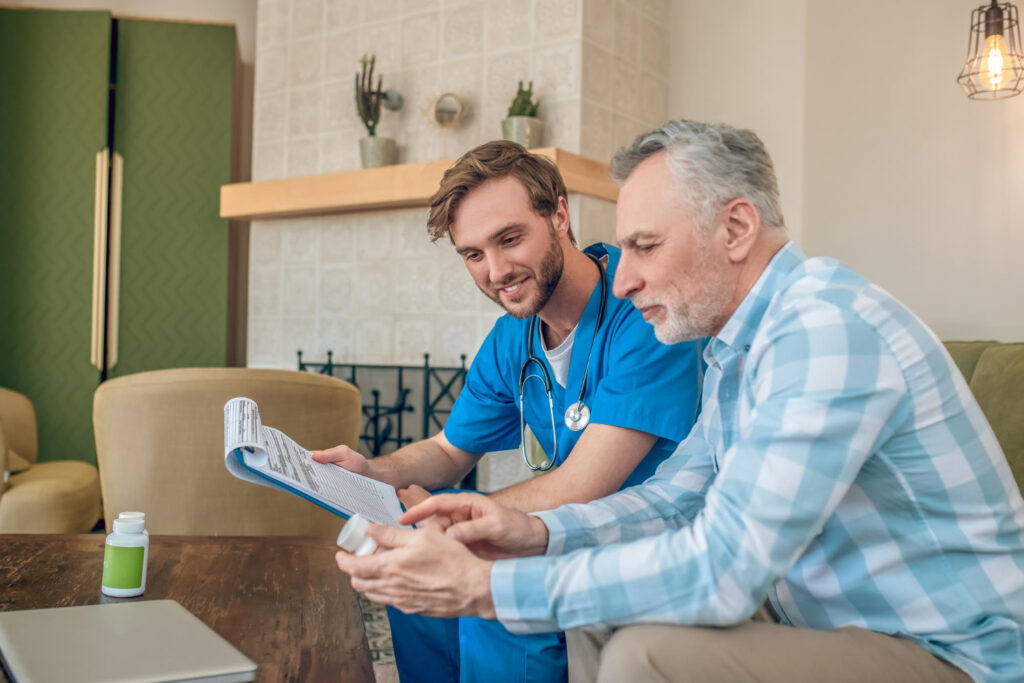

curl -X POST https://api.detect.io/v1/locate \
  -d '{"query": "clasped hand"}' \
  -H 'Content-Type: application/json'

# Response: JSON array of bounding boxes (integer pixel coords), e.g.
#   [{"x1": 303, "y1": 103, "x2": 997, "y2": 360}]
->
[{"x1": 334, "y1": 493, "x2": 549, "y2": 619}]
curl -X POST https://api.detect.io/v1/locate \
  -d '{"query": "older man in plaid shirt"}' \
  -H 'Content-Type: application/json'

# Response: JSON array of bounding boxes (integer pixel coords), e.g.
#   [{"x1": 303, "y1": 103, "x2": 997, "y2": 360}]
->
[{"x1": 337, "y1": 120, "x2": 1024, "y2": 683}]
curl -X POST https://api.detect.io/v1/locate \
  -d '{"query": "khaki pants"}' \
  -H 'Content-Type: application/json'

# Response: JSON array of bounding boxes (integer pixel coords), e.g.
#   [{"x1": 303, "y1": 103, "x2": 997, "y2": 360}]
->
[{"x1": 567, "y1": 609, "x2": 971, "y2": 683}]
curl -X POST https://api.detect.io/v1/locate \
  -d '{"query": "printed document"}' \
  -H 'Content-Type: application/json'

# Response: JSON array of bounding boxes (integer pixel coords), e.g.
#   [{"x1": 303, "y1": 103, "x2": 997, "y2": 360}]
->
[{"x1": 224, "y1": 397, "x2": 407, "y2": 526}]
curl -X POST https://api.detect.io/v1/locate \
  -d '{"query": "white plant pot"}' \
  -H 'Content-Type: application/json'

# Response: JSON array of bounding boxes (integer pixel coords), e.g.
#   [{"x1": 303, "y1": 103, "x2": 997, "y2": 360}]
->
[
  {"x1": 359, "y1": 136, "x2": 397, "y2": 168},
  {"x1": 501, "y1": 116, "x2": 544, "y2": 148}
]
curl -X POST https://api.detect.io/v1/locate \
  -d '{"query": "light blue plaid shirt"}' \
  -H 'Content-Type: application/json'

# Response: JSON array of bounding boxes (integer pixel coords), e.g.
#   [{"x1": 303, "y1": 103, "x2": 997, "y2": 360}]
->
[{"x1": 490, "y1": 242, "x2": 1024, "y2": 682}]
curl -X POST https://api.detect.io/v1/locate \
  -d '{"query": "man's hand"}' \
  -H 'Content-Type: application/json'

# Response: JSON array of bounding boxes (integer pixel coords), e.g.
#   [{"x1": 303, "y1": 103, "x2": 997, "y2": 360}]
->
[
  {"x1": 396, "y1": 485, "x2": 453, "y2": 533},
  {"x1": 397, "y1": 484, "x2": 431, "y2": 509},
  {"x1": 335, "y1": 524, "x2": 496, "y2": 620},
  {"x1": 310, "y1": 433, "x2": 481, "y2": 492},
  {"x1": 311, "y1": 444, "x2": 371, "y2": 477},
  {"x1": 401, "y1": 493, "x2": 550, "y2": 560}
]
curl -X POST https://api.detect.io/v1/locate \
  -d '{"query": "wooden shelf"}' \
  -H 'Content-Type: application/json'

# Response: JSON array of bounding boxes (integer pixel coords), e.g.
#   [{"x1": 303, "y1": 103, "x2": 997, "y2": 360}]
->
[{"x1": 219, "y1": 148, "x2": 617, "y2": 221}]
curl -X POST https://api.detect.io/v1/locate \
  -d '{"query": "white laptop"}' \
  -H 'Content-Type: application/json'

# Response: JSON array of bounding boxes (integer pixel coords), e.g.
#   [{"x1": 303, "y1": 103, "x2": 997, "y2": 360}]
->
[{"x1": 0, "y1": 600, "x2": 257, "y2": 683}]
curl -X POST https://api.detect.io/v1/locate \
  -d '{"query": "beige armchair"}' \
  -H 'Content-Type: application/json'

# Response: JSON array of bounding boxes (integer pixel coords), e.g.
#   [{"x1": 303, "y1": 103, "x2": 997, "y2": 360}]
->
[
  {"x1": 93, "y1": 368, "x2": 362, "y2": 537},
  {"x1": 0, "y1": 387, "x2": 102, "y2": 533}
]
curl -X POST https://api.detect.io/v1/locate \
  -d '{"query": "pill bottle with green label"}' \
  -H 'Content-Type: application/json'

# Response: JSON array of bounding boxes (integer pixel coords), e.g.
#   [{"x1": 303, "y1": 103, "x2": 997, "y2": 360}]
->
[{"x1": 101, "y1": 515, "x2": 149, "y2": 597}]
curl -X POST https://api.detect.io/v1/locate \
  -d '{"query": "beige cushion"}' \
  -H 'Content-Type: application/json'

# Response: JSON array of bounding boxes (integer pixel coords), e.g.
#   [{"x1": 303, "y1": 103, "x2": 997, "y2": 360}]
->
[
  {"x1": 7, "y1": 449, "x2": 31, "y2": 473},
  {"x1": 0, "y1": 387, "x2": 100, "y2": 533},
  {"x1": 0, "y1": 387, "x2": 38, "y2": 465},
  {"x1": 0, "y1": 417, "x2": 7, "y2": 496},
  {"x1": 0, "y1": 460, "x2": 102, "y2": 533},
  {"x1": 94, "y1": 368, "x2": 362, "y2": 537}
]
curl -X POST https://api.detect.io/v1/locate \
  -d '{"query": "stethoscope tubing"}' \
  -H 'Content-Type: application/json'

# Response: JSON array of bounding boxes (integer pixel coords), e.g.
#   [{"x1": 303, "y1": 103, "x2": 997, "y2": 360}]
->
[{"x1": 518, "y1": 253, "x2": 607, "y2": 472}]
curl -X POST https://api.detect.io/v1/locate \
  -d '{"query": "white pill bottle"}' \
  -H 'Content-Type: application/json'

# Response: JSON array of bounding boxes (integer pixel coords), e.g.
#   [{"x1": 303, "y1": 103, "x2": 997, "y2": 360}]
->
[
  {"x1": 336, "y1": 514, "x2": 380, "y2": 556},
  {"x1": 101, "y1": 515, "x2": 149, "y2": 597}
]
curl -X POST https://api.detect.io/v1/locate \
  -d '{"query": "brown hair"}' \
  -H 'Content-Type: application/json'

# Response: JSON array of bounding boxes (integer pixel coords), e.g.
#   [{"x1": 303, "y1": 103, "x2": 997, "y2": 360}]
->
[{"x1": 427, "y1": 140, "x2": 574, "y2": 243}]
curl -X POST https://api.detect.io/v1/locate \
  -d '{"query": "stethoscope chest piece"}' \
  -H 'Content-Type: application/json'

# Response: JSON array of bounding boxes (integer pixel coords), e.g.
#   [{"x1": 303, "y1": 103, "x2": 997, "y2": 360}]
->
[{"x1": 564, "y1": 402, "x2": 590, "y2": 432}]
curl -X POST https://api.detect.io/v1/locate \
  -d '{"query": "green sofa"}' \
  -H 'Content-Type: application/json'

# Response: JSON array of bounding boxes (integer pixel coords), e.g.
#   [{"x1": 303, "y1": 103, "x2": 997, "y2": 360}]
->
[{"x1": 945, "y1": 341, "x2": 1024, "y2": 493}]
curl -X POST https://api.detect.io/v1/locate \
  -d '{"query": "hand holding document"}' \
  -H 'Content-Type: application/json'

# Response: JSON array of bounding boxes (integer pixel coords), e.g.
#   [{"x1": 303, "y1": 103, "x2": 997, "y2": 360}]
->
[{"x1": 223, "y1": 397, "x2": 408, "y2": 527}]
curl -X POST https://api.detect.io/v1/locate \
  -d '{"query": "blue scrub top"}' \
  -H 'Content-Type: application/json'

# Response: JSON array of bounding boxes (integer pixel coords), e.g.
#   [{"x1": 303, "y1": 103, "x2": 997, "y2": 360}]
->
[{"x1": 444, "y1": 243, "x2": 702, "y2": 488}]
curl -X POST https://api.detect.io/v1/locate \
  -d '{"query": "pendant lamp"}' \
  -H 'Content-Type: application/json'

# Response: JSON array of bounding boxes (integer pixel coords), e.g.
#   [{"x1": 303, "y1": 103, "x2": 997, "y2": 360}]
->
[{"x1": 957, "y1": 1, "x2": 1024, "y2": 99}]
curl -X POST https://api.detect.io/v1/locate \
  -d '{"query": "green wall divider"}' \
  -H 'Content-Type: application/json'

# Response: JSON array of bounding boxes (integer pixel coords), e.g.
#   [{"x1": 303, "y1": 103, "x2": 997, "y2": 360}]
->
[
  {"x1": 0, "y1": 9, "x2": 111, "y2": 465},
  {"x1": 111, "y1": 19, "x2": 234, "y2": 377},
  {"x1": 0, "y1": 10, "x2": 235, "y2": 465}
]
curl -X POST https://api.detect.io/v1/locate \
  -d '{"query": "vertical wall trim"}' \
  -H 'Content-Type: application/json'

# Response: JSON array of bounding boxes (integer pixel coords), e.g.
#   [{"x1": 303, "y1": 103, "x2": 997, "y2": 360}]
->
[{"x1": 227, "y1": 38, "x2": 249, "y2": 367}]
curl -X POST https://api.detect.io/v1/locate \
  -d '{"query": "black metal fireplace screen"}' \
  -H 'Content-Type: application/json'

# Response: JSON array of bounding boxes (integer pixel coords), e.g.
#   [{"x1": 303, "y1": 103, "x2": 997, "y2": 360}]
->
[{"x1": 297, "y1": 350, "x2": 474, "y2": 487}]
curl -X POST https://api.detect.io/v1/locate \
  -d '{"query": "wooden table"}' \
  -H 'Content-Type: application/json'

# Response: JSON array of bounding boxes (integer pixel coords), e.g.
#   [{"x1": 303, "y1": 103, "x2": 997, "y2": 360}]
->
[{"x1": 0, "y1": 534, "x2": 374, "y2": 682}]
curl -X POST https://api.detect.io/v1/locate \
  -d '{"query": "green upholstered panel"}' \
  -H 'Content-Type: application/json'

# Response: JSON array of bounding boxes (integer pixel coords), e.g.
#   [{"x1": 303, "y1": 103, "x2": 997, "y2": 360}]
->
[
  {"x1": 0, "y1": 9, "x2": 111, "y2": 465},
  {"x1": 109, "y1": 19, "x2": 234, "y2": 377},
  {"x1": 968, "y1": 344, "x2": 1024, "y2": 490},
  {"x1": 943, "y1": 341, "x2": 996, "y2": 383}
]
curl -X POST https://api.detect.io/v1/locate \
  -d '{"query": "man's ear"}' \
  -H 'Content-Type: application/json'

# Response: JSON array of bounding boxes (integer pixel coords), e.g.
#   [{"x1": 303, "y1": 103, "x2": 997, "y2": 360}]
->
[
  {"x1": 719, "y1": 198, "x2": 760, "y2": 263},
  {"x1": 551, "y1": 196, "x2": 571, "y2": 237}
]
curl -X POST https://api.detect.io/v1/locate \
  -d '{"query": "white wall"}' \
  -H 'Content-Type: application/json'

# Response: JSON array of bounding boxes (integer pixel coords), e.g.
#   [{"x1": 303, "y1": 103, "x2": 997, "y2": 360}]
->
[
  {"x1": 802, "y1": 1, "x2": 1024, "y2": 341},
  {"x1": 668, "y1": 0, "x2": 806, "y2": 244},
  {"x1": 669, "y1": 0, "x2": 1024, "y2": 341}
]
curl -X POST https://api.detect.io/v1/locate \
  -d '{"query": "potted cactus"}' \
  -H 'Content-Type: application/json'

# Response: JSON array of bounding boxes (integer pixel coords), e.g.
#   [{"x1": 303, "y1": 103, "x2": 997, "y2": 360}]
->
[
  {"x1": 355, "y1": 53, "x2": 397, "y2": 168},
  {"x1": 501, "y1": 81, "x2": 543, "y2": 148}
]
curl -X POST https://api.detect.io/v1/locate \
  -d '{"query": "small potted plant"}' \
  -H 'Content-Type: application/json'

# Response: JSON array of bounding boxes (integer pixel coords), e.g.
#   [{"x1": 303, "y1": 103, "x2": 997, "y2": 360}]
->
[
  {"x1": 355, "y1": 53, "x2": 397, "y2": 168},
  {"x1": 501, "y1": 81, "x2": 543, "y2": 148}
]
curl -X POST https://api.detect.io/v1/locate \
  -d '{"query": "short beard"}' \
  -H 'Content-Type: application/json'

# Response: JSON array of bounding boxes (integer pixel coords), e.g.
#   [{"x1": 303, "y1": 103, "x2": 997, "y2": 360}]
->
[
  {"x1": 640, "y1": 238, "x2": 731, "y2": 343},
  {"x1": 488, "y1": 232, "x2": 564, "y2": 319}
]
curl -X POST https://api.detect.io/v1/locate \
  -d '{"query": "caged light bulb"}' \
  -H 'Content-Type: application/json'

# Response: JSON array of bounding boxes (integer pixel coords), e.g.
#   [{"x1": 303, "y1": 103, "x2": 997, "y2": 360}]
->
[
  {"x1": 957, "y1": 1, "x2": 1024, "y2": 99},
  {"x1": 984, "y1": 32, "x2": 1009, "y2": 89}
]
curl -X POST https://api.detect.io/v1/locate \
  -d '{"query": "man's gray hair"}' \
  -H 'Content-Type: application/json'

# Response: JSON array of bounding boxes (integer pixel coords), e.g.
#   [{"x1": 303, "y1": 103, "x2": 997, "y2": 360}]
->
[{"x1": 610, "y1": 120, "x2": 785, "y2": 230}]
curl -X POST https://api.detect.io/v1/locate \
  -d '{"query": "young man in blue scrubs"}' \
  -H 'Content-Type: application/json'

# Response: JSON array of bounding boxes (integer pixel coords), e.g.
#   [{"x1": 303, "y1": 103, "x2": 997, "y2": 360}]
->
[{"x1": 313, "y1": 141, "x2": 703, "y2": 682}]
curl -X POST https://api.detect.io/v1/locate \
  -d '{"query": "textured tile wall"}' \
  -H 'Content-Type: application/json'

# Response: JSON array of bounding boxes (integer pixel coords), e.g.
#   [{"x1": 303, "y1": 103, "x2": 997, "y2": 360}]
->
[
  {"x1": 252, "y1": 0, "x2": 670, "y2": 180},
  {"x1": 580, "y1": 0, "x2": 670, "y2": 162},
  {"x1": 253, "y1": 0, "x2": 586, "y2": 180},
  {"x1": 247, "y1": 209, "x2": 505, "y2": 369},
  {"x1": 249, "y1": 0, "x2": 666, "y2": 483}
]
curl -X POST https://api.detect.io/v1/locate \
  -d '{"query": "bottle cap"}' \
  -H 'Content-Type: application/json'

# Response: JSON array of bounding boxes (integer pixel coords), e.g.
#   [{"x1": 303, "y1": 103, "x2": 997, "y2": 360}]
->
[
  {"x1": 118, "y1": 511, "x2": 145, "y2": 521},
  {"x1": 112, "y1": 517, "x2": 145, "y2": 534},
  {"x1": 336, "y1": 514, "x2": 378, "y2": 556}
]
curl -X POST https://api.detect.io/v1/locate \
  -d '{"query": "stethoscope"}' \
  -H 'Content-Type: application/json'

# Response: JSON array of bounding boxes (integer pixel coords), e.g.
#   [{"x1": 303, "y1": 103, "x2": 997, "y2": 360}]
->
[{"x1": 517, "y1": 254, "x2": 607, "y2": 471}]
